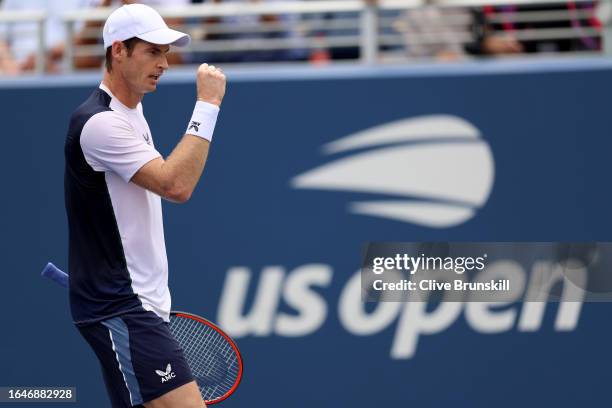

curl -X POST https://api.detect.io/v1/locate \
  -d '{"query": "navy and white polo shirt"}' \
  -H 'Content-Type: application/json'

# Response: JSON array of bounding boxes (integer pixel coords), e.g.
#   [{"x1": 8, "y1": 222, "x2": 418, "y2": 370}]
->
[{"x1": 65, "y1": 83, "x2": 171, "y2": 326}]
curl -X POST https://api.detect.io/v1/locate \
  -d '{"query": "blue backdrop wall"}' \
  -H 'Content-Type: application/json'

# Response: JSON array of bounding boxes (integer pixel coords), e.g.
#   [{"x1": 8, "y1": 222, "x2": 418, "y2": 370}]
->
[{"x1": 1, "y1": 59, "x2": 612, "y2": 407}]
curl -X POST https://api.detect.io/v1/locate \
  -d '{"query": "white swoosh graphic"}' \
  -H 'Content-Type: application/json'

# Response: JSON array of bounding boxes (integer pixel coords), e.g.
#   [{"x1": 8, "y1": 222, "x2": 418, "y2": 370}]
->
[
  {"x1": 323, "y1": 115, "x2": 480, "y2": 154},
  {"x1": 293, "y1": 143, "x2": 493, "y2": 206},
  {"x1": 350, "y1": 201, "x2": 475, "y2": 228},
  {"x1": 292, "y1": 115, "x2": 495, "y2": 228}
]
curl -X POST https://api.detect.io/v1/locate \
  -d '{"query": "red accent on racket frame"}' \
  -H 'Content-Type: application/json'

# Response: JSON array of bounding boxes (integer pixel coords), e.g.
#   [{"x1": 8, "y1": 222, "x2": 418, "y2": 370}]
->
[{"x1": 172, "y1": 312, "x2": 244, "y2": 405}]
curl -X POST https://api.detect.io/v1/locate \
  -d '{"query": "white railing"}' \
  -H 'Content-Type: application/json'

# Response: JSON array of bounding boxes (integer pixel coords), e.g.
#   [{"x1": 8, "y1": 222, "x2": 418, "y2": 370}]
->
[{"x1": 0, "y1": 0, "x2": 608, "y2": 74}]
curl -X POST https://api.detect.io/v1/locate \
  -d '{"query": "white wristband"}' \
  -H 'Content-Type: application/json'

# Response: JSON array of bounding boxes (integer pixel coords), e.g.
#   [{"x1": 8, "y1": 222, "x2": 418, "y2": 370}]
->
[{"x1": 186, "y1": 101, "x2": 220, "y2": 142}]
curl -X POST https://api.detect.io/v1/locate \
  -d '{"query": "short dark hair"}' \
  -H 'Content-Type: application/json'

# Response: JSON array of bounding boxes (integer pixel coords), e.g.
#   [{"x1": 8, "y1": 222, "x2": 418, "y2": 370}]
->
[{"x1": 105, "y1": 37, "x2": 142, "y2": 73}]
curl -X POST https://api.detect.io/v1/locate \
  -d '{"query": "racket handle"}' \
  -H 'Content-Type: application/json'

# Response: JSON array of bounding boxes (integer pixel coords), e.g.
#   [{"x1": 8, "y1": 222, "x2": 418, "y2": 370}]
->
[{"x1": 42, "y1": 262, "x2": 69, "y2": 289}]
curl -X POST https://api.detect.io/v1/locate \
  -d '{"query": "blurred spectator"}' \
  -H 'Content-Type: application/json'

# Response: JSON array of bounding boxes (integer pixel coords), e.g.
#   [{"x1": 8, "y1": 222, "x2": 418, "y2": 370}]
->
[
  {"x1": 396, "y1": 5, "x2": 473, "y2": 60},
  {"x1": 189, "y1": 0, "x2": 308, "y2": 64},
  {"x1": 314, "y1": 9, "x2": 360, "y2": 61},
  {"x1": 468, "y1": 2, "x2": 601, "y2": 55},
  {"x1": 0, "y1": 0, "x2": 83, "y2": 74},
  {"x1": 392, "y1": 0, "x2": 600, "y2": 60},
  {"x1": 391, "y1": 0, "x2": 521, "y2": 60},
  {"x1": 0, "y1": 41, "x2": 18, "y2": 74}
]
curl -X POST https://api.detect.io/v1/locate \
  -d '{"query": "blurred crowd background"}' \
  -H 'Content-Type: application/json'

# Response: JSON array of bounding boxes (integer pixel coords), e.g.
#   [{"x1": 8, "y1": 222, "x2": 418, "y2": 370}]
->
[{"x1": 0, "y1": 0, "x2": 605, "y2": 75}]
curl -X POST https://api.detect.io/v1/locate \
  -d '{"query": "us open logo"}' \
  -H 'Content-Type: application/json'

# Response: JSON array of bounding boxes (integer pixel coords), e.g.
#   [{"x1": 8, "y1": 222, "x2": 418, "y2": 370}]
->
[{"x1": 291, "y1": 115, "x2": 495, "y2": 228}]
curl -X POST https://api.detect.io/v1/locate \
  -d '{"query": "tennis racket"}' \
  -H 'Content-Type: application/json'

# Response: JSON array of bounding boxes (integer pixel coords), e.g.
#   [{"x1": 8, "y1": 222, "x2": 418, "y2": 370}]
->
[{"x1": 41, "y1": 262, "x2": 243, "y2": 405}]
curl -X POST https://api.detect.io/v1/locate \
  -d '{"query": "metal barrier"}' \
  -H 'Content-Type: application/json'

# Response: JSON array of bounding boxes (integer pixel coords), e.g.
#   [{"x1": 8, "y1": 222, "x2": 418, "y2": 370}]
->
[{"x1": 0, "y1": 0, "x2": 608, "y2": 73}]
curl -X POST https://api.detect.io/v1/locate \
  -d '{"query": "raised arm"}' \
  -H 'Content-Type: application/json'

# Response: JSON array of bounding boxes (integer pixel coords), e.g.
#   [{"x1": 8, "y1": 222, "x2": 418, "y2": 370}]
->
[{"x1": 131, "y1": 63, "x2": 226, "y2": 203}]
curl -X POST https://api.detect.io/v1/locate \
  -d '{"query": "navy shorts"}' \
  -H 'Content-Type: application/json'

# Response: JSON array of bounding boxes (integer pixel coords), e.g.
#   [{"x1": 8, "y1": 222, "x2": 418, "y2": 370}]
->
[{"x1": 77, "y1": 310, "x2": 195, "y2": 407}]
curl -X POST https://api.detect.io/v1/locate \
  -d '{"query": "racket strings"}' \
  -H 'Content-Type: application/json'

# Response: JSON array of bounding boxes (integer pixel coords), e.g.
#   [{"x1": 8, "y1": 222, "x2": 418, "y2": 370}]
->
[
  {"x1": 172, "y1": 320, "x2": 230, "y2": 383},
  {"x1": 169, "y1": 315, "x2": 240, "y2": 402},
  {"x1": 171, "y1": 318, "x2": 234, "y2": 398}
]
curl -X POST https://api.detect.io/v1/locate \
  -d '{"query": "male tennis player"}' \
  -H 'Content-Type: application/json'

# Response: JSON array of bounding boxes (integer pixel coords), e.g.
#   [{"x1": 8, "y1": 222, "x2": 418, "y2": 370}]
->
[{"x1": 64, "y1": 4, "x2": 225, "y2": 408}]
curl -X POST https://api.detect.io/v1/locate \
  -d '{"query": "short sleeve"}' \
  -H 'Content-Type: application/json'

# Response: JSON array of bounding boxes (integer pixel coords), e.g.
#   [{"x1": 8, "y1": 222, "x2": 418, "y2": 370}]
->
[{"x1": 80, "y1": 111, "x2": 161, "y2": 182}]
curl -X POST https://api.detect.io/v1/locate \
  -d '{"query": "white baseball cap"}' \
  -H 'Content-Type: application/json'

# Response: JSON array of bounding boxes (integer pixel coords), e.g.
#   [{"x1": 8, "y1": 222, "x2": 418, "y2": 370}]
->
[{"x1": 103, "y1": 4, "x2": 191, "y2": 49}]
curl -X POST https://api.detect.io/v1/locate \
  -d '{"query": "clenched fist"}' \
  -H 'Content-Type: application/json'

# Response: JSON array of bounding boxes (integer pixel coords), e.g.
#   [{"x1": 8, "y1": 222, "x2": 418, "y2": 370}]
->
[{"x1": 197, "y1": 63, "x2": 226, "y2": 107}]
